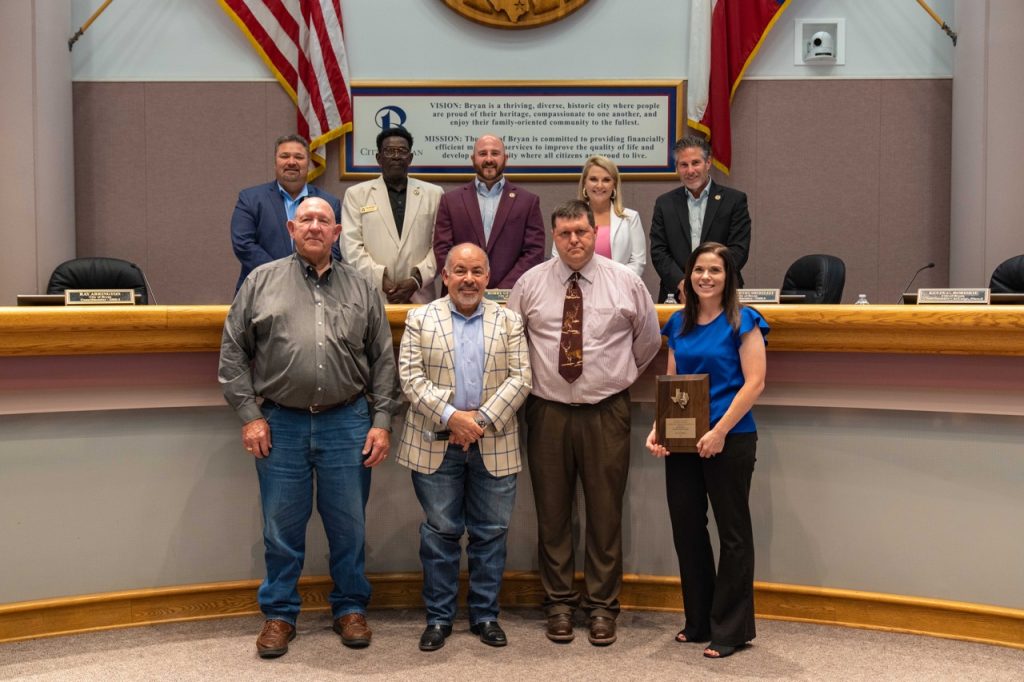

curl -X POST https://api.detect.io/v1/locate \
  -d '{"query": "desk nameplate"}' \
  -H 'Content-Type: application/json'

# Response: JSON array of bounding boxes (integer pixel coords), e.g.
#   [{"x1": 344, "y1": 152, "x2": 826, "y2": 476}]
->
[
  {"x1": 65, "y1": 289, "x2": 137, "y2": 306},
  {"x1": 916, "y1": 288, "x2": 990, "y2": 304}
]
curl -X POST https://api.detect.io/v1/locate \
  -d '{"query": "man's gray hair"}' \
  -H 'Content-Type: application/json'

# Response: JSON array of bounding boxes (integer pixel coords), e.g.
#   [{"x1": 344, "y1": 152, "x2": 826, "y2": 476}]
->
[
  {"x1": 673, "y1": 135, "x2": 711, "y2": 161},
  {"x1": 443, "y1": 242, "x2": 490, "y2": 273}
]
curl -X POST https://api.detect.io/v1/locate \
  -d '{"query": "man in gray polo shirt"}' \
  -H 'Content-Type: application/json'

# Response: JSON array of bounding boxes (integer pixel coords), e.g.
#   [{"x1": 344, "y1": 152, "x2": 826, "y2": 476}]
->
[{"x1": 219, "y1": 197, "x2": 399, "y2": 658}]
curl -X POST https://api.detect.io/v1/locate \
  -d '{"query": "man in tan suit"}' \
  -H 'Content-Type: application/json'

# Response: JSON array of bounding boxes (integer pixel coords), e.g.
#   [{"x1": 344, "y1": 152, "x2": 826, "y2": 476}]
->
[
  {"x1": 341, "y1": 128, "x2": 443, "y2": 303},
  {"x1": 397, "y1": 243, "x2": 531, "y2": 652}
]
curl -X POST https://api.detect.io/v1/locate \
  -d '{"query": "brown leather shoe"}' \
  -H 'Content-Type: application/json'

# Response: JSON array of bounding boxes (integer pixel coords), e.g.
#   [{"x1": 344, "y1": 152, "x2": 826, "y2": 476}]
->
[
  {"x1": 256, "y1": 619, "x2": 295, "y2": 658},
  {"x1": 546, "y1": 613, "x2": 575, "y2": 642},
  {"x1": 333, "y1": 613, "x2": 372, "y2": 648},
  {"x1": 588, "y1": 616, "x2": 617, "y2": 646}
]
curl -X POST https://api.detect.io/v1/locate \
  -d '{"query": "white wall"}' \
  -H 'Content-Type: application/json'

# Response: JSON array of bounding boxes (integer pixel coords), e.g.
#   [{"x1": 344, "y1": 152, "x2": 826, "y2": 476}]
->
[
  {"x1": 71, "y1": 0, "x2": 953, "y2": 82},
  {"x1": 950, "y1": 0, "x2": 1024, "y2": 285},
  {"x1": 750, "y1": 0, "x2": 954, "y2": 78},
  {"x1": 0, "y1": 0, "x2": 76, "y2": 297}
]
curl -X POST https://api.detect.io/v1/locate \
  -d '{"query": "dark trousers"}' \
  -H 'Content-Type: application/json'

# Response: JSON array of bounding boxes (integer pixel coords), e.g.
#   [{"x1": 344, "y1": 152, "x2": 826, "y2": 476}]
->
[
  {"x1": 525, "y1": 391, "x2": 631, "y2": 619},
  {"x1": 665, "y1": 432, "x2": 757, "y2": 645}
]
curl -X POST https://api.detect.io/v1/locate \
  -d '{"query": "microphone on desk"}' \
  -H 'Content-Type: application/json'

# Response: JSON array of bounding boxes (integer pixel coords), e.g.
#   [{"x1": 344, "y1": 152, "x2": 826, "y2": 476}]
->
[
  {"x1": 131, "y1": 263, "x2": 158, "y2": 305},
  {"x1": 896, "y1": 262, "x2": 935, "y2": 303}
]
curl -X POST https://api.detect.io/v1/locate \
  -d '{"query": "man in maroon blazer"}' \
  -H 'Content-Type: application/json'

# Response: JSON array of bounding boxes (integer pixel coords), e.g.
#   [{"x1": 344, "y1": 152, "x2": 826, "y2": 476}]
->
[{"x1": 433, "y1": 135, "x2": 545, "y2": 290}]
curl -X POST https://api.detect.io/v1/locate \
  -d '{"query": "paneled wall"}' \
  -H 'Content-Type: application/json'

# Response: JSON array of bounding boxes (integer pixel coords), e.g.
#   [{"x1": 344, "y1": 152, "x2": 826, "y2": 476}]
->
[{"x1": 73, "y1": 78, "x2": 951, "y2": 304}]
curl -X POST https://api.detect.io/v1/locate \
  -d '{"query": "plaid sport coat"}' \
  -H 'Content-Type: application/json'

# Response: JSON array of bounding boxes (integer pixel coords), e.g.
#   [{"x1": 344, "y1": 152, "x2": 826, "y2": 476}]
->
[{"x1": 396, "y1": 297, "x2": 531, "y2": 475}]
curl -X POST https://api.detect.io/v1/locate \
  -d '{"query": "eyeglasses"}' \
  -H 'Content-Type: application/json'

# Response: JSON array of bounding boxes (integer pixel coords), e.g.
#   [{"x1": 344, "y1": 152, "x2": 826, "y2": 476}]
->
[{"x1": 380, "y1": 147, "x2": 411, "y2": 159}]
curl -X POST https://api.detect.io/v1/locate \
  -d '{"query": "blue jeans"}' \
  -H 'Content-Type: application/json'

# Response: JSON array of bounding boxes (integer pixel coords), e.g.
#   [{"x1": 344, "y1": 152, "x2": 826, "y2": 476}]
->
[
  {"x1": 411, "y1": 443, "x2": 517, "y2": 626},
  {"x1": 254, "y1": 398, "x2": 372, "y2": 625}
]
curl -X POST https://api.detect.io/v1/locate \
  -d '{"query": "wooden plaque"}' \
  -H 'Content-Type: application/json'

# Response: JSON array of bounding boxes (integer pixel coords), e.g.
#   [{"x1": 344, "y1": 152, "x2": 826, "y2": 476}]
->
[{"x1": 656, "y1": 374, "x2": 710, "y2": 452}]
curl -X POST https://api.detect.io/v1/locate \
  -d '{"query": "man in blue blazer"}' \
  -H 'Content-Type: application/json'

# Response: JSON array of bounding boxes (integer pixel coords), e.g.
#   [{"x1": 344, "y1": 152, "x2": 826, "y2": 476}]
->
[
  {"x1": 230, "y1": 134, "x2": 342, "y2": 292},
  {"x1": 650, "y1": 136, "x2": 751, "y2": 302}
]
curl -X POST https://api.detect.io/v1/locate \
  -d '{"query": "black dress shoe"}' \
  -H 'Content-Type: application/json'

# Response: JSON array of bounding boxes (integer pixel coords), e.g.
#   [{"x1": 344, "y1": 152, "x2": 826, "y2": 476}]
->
[
  {"x1": 419, "y1": 624, "x2": 452, "y2": 652},
  {"x1": 470, "y1": 620, "x2": 508, "y2": 647}
]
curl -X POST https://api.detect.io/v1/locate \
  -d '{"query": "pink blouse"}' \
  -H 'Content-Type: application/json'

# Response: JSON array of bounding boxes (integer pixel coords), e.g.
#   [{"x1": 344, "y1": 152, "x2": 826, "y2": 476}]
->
[{"x1": 594, "y1": 224, "x2": 612, "y2": 259}]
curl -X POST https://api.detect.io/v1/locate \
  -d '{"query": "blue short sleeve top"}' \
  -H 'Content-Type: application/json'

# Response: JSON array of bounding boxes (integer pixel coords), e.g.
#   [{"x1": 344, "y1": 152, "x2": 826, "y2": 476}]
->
[{"x1": 661, "y1": 306, "x2": 769, "y2": 434}]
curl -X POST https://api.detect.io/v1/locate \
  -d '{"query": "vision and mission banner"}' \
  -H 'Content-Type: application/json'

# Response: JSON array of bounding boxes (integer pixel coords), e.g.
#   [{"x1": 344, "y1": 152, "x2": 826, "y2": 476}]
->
[{"x1": 341, "y1": 81, "x2": 685, "y2": 181}]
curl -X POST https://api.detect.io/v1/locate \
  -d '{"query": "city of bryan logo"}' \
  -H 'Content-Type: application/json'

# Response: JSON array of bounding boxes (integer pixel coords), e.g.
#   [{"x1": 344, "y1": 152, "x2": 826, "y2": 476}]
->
[{"x1": 441, "y1": 0, "x2": 591, "y2": 30}]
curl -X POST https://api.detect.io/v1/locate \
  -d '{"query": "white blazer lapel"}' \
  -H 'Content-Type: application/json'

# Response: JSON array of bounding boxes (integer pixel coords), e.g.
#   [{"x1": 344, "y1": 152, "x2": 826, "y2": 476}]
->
[
  {"x1": 371, "y1": 177, "x2": 401, "y2": 248},
  {"x1": 401, "y1": 178, "x2": 424, "y2": 247},
  {"x1": 608, "y1": 212, "x2": 625, "y2": 260}
]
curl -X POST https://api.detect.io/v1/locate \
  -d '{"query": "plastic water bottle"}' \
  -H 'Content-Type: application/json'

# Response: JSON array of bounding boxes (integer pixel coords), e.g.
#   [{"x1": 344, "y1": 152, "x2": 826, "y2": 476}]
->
[
  {"x1": 664, "y1": 293, "x2": 677, "y2": 305},
  {"x1": 854, "y1": 294, "x2": 870, "y2": 305}
]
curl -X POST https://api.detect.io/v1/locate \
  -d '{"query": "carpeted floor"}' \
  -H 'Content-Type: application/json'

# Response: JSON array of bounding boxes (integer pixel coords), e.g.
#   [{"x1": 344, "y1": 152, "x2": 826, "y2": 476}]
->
[{"x1": 1, "y1": 608, "x2": 1021, "y2": 681}]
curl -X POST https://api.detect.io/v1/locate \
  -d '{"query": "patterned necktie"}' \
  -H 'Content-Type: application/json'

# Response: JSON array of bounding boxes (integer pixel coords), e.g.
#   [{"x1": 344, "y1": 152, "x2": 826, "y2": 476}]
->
[{"x1": 559, "y1": 271, "x2": 583, "y2": 383}]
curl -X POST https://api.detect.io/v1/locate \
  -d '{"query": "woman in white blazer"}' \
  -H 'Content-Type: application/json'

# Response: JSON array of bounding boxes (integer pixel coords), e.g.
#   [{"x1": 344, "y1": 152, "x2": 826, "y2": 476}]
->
[{"x1": 552, "y1": 155, "x2": 647, "y2": 277}]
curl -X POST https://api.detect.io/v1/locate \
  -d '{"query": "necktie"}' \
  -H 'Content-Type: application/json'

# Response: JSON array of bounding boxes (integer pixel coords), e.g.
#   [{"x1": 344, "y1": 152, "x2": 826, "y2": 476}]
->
[{"x1": 559, "y1": 271, "x2": 583, "y2": 382}]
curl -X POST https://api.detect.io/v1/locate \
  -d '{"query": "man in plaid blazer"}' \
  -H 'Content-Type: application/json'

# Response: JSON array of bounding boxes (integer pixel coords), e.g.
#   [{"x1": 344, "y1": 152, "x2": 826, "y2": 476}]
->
[{"x1": 397, "y1": 242, "x2": 531, "y2": 652}]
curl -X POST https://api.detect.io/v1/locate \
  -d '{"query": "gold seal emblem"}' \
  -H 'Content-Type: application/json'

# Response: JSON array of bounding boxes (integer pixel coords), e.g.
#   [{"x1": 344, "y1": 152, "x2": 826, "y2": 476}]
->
[{"x1": 441, "y1": 0, "x2": 591, "y2": 30}]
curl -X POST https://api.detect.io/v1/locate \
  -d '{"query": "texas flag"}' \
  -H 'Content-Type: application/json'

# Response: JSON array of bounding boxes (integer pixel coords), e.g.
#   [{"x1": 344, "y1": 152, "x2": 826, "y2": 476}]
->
[{"x1": 687, "y1": 0, "x2": 788, "y2": 174}]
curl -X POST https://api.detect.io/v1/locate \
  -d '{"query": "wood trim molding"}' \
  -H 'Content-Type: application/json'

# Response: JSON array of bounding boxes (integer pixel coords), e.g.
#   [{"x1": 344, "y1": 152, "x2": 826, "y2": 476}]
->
[
  {"x1": 2, "y1": 573, "x2": 1020, "y2": 649},
  {"x1": 1, "y1": 304, "x2": 1022, "y2": 357}
]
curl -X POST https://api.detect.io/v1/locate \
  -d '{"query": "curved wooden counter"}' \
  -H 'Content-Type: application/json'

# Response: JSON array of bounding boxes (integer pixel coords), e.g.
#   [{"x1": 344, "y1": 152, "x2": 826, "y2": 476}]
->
[
  {"x1": 1, "y1": 304, "x2": 1022, "y2": 649},
  {"x1": 1, "y1": 304, "x2": 1022, "y2": 357}
]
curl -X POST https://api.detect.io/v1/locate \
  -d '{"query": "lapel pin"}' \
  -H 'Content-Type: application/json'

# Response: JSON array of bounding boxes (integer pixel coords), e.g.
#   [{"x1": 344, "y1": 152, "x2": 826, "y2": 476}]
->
[
  {"x1": 509, "y1": 192, "x2": 516, "y2": 198},
  {"x1": 413, "y1": 188, "x2": 420, "y2": 196},
  {"x1": 714, "y1": 194, "x2": 721, "y2": 201}
]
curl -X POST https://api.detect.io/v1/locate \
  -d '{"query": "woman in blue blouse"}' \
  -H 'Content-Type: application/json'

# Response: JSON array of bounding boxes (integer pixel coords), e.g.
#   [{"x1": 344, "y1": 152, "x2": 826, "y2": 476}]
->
[{"x1": 645, "y1": 242, "x2": 768, "y2": 659}]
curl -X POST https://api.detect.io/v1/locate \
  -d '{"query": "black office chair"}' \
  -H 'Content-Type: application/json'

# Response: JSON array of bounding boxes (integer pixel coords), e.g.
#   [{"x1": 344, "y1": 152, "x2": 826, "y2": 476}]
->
[
  {"x1": 47, "y1": 257, "x2": 149, "y2": 304},
  {"x1": 781, "y1": 254, "x2": 846, "y2": 304},
  {"x1": 989, "y1": 255, "x2": 1024, "y2": 293}
]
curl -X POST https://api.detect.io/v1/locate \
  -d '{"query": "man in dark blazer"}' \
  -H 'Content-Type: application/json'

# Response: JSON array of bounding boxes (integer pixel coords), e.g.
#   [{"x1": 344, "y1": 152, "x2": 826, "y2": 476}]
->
[
  {"x1": 650, "y1": 136, "x2": 751, "y2": 302},
  {"x1": 433, "y1": 135, "x2": 545, "y2": 290},
  {"x1": 230, "y1": 134, "x2": 342, "y2": 292}
]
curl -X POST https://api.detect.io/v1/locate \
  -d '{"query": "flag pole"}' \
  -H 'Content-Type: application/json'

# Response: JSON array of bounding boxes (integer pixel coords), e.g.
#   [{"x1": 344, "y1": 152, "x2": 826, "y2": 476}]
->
[
  {"x1": 69, "y1": 0, "x2": 115, "y2": 51},
  {"x1": 915, "y1": 0, "x2": 958, "y2": 45}
]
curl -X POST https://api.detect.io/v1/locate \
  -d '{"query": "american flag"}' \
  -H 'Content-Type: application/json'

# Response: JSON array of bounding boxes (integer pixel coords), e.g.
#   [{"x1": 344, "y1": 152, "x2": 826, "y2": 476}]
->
[
  {"x1": 219, "y1": 0, "x2": 353, "y2": 179},
  {"x1": 687, "y1": 0, "x2": 788, "y2": 174}
]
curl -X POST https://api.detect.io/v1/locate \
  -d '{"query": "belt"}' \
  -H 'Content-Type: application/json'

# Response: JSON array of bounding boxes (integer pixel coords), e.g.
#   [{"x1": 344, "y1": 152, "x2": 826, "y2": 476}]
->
[
  {"x1": 264, "y1": 392, "x2": 363, "y2": 414},
  {"x1": 533, "y1": 389, "x2": 628, "y2": 409}
]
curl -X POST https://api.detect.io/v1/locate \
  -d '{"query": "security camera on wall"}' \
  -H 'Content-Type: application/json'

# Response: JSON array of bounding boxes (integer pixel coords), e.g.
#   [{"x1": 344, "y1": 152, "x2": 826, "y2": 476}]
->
[
  {"x1": 795, "y1": 18, "x2": 845, "y2": 66},
  {"x1": 805, "y1": 31, "x2": 835, "y2": 61}
]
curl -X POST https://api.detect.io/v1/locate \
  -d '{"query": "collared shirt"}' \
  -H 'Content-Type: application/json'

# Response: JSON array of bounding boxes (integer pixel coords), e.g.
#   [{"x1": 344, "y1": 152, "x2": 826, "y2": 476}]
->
[
  {"x1": 385, "y1": 182, "x2": 407, "y2": 237},
  {"x1": 508, "y1": 254, "x2": 661, "y2": 405},
  {"x1": 686, "y1": 179, "x2": 712, "y2": 251},
  {"x1": 277, "y1": 182, "x2": 310, "y2": 221},
  {"x1": 474, "y1": 176, "x2": 505, "y2": 244},
  {"x1": 277, "y1": 182, "x2": 310, "y2": 249},
  {"x1": 219, "y1": 253, "x2": 399, "y2": 429},
  {"x1": 440, "y1": 300, "x2": 485, "y2": 424}
]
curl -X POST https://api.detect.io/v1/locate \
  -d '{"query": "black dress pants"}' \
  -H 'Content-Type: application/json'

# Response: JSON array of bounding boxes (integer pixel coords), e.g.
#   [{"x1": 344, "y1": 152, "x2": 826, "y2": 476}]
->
[{"x1": 665, "y1": 431, "x2": 757, "y2": 645}]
